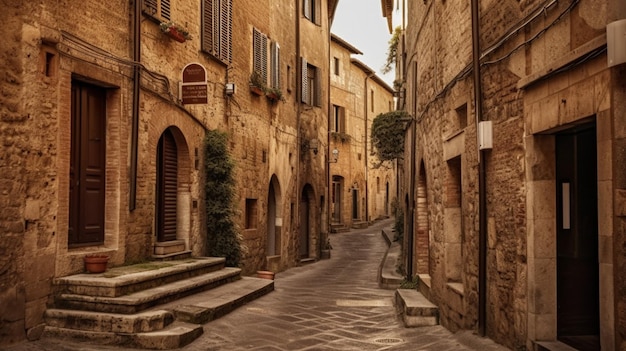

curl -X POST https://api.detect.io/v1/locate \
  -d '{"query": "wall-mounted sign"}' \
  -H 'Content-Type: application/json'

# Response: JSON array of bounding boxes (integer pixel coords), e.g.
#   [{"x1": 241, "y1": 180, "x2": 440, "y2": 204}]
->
[{"x1": 180, "y1": 63, "x2": 207, "y2": 104}]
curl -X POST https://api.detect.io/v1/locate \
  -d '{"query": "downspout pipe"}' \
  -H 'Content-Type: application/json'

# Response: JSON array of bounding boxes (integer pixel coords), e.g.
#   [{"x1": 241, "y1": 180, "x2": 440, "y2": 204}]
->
[
  {"x1": 295, "y1": 0, "x2": 302, "y2": 258},
  {"x1": 364, "y1": 73, "x2": 374, "y2": 224},
  {"x1": 471, "y1": 0, "x2": 488, "y2": 337},
  {"x1": 130, "y1": 0, "x2": 141, "y2": 211}
]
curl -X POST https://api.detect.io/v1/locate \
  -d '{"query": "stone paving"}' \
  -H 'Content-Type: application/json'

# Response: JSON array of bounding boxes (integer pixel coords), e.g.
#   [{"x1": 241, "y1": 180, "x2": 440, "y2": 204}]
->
[{"x1": 3, "y1": 219, "x2": 511, "y2": 351}]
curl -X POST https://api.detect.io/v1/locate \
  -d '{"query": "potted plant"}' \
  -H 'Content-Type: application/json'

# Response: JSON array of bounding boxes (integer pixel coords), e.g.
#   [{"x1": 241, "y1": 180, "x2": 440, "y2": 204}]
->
[
  {"x1": 249, "y1": 71, "x2": 266, "y2": 96},
  {"x1": 266, "y1": 87, "x2": 285, "y2": 103},
  {"x1": 159, "y1": 21, "x2": 192, "y2": 43},
  {"x1": 83, "y1": 254, "x2": 110, "y2": 273}
]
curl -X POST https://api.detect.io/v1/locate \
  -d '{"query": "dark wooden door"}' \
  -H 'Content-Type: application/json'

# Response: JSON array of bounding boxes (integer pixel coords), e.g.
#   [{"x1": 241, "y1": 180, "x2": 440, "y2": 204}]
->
[
  {"x1": 156, "y1": 129, "x2": 178, "y2": 242},
  {"x1": 69, "y1": 82, "x2": 106, "y2": 247},
  {"x1": 556, "y1": 124, "x2": 600, "y2": 351}
]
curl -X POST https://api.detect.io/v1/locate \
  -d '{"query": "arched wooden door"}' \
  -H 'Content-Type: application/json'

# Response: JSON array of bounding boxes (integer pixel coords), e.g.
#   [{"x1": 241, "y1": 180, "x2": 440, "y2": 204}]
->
[{"x1": 156, "y1": 129, "x2": 178, "y2": 242}]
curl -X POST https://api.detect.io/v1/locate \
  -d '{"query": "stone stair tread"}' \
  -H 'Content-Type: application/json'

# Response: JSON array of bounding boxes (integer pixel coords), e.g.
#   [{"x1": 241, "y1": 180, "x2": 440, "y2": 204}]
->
[
  {"x1": 131, "y1": 321, "x2": 203, "y2": 350},
  {"x1": 395, "y1": 289, "x2": 439, "y2": 327},
  {"x1": 43, "y1": 321, "x2": 203, "y2": 350},
  {"x1": 56, "y1": 267, "x2": 241, "y2": 313},
  {"x1": 54, "y1": 257, "x2": 225, "y2": 290},
  {"x1": 164, "y1": 277, "x2": 274, "y2": 324},
  {"x1": 44, "y1": 308, "x2": 174, "y2": 333}
]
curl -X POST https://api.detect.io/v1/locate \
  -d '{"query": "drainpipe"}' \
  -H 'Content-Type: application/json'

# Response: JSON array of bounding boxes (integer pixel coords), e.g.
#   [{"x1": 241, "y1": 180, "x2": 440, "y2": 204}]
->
[
  {"x1": 129, "y1": 0, "x2": 141, "y2": 211},
  {"x1": 326, "y1": 7, "x2": 332, "y2": 249},
  {"x1": 364, "y1": 72, "x2": 374, "y2": 224},
  {"x1": 471, "y1": 0, "x2": 488, "y2": 337},
  {"x1": 295, "y1": 0, "x2": 302, "y2": 261}
]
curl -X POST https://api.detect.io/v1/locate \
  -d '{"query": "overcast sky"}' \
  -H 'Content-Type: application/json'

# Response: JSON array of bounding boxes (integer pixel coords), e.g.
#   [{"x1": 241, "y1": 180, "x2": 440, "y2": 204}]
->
[{"x1": 331, "y1": 0, "x2": 401, "y2": 87}]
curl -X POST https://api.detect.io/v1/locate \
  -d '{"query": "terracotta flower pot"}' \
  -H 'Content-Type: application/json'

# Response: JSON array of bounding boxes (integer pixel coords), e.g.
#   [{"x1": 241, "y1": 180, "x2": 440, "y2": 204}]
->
[
  {"x1": 83, "y1": 254, "x2": 110, "y2": 273},
  {"x1": 256, "y1": 270, "x2": 275, "y2": 280},
  {"x1": 166, "y1": 27, "x2": 186, "y2": 43}
]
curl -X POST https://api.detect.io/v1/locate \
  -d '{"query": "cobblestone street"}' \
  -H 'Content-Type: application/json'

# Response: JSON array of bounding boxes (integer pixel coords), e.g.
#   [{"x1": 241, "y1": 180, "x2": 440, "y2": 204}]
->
[{"x1": 3, "y1": 219, "x2": 510, "y2": 351}]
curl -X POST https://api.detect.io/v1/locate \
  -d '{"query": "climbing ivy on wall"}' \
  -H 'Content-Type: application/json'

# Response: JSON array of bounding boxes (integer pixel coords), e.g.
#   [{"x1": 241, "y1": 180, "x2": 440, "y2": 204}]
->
[{"x1": 204, "y1": 130, "x2": 242, "y2": 267}]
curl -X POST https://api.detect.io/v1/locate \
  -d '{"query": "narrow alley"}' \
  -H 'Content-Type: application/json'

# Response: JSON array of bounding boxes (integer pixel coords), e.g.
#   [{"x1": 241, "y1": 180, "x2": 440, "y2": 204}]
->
[{"x1": 3, "y1": 219, "x2": 510, "y2": 351}]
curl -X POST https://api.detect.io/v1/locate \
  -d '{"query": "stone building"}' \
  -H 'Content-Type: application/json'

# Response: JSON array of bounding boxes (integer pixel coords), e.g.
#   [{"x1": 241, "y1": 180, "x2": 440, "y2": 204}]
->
[
  {"x1": 329, "y1": 34, "x2": 396, "y2": 231},
  {"x1": 0, "y1": 0, "x2": 337, "y2": 345},
  {"x1": 388, "y1": 0, "x2": 626, "y2": 350}
]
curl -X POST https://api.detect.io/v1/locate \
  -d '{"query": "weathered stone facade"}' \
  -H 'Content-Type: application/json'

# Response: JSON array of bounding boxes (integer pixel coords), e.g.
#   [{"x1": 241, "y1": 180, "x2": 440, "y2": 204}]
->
[
  {"x1": 0, "y1": 0, "x2": 337, "y2": 346},
  {"x1": 394, "y1": 0, "x2": 626, "y2": 349},
  {"x1": 329, "y1": 35, "x2": 396, "y2": 229}
]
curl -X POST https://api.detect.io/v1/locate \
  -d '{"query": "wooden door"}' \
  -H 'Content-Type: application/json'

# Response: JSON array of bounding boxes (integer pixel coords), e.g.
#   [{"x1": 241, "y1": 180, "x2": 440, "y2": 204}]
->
[
  {"x1": 299, "y1": 188, "x2": 310, "y2": 258},
  {"x1": 556, "y1": 124, "x2": 600, "y2": 351},
  {"x1": 156, "y1": 129, "x2": 178, "y2": 242},
  {"x1": 69, "y1": 82, "x2": 106, "y2": 247}
]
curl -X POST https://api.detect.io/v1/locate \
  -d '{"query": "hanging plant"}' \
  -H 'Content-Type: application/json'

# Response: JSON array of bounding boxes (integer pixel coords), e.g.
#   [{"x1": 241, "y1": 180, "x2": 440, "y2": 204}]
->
[{"x1": 159, "y1": 21, "x2": 192, "y2": 42}]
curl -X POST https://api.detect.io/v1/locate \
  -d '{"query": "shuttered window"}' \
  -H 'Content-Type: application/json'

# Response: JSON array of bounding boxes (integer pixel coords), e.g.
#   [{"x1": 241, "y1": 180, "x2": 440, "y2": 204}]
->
[
  {"x1": 143, "y1": 0, "x2": 171, "y2": 21},
  {"x1": 202, "y1": 0, "x2": 232, "y2": 64},
  {"x1": 270, "y1": 41, "x2": 280, "y2": 89},
  {"x1": 253, "y1": 28, "x2": 268, "y2": 84},
  {"x1": 303, "y1": 0, "x2": 318, "y2": 24},
  {"x1": 301, "y1": 57, "x2": 321, "y2": 107}
]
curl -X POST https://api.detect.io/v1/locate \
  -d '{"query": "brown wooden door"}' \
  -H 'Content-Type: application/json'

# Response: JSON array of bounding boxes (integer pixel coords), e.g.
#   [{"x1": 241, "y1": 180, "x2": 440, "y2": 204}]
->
[
  {"x1": 69, "y1": 82, "x2": 106, "y2": 247},
  {"x1": 556, "y1": 123, "x2": 600, "y2": 351},
  {"x1": 299, "y1": 188, "x2": 310, "y2": 258},
  {"x1": 156, "y1": 129, "x2": 178, "y2": 242}
]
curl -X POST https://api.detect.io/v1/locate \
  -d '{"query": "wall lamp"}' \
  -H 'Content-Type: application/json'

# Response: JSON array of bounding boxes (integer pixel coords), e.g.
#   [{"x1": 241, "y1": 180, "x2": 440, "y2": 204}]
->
[{"x1": 328, "y1": 148, "x2": 339, "y2": 163}]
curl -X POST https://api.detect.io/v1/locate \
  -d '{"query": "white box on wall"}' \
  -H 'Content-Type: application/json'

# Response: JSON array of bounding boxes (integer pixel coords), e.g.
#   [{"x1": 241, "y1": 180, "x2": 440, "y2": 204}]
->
[
  {"x1": 607, "y1": 19, "x2": 626, "y2": 67},
  {"x1": 478, "y1": 121, "x2": 492, "y2": 150}
]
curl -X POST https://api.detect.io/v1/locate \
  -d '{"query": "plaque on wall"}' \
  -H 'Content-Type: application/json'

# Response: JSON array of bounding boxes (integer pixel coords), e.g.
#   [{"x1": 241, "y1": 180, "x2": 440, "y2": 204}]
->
[{"x1": 180, "y1": 63, "x2": 207, "y2": 104}]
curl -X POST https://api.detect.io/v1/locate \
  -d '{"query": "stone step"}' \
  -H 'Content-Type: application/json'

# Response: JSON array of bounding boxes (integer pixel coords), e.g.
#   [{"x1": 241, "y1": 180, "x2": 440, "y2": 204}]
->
[
  {"x1": 167, "y1": 277, "x2": 275, "y2": 324},
  {"x1": 55, "y1": 267, "x2": 242, "y2": 314},
  {"x1": 53, "y1": 257, "x2": 226, "y2": 298},
  {"x1": 44, "y1": 309, "x2": 175, "y2": 333},
  {"x1": 395, "y1": 289, "x2": 439, "y2": 327},
  {"x1": 43, "y1": 321, "x2": 203, "y2": 350}
]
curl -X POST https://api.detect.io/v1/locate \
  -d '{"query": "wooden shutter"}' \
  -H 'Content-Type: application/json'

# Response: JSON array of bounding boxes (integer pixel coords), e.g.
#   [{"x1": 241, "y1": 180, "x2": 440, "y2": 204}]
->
[
  {"x1": 301, "y1": 57, "x2": 308, "y2": 103},
  {"x1": 315, "y1": 66, "x2": 322, "y2": 106},
  {"x1": 143, "y1": 0, "x2": 170, "y2": 20},
  {"x1": 203, "y1": 0, "x2": 232, "y2": 64},
  {"x1": 220, "y1": 0, "x2": 232, "y2": 63},
  {"x1": 253, "y1": 28, "x2": 268, "y2": 83},
  {"x1": 202, "y1": 0, "x2": 216, "y2": 55},
  {"x1": 157, "y1": 130, "x2": 178, "y2": 242},
  {"x1": 271, "y1": 41, "x2": 280, "y2": 89},
  {"x1": 303, "y1": 0, "x2": 311, "y2": 20}
]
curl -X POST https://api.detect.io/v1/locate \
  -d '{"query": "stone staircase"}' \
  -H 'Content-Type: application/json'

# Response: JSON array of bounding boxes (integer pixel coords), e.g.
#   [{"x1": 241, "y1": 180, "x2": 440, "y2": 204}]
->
[{"x1": 43, "y1": 257, "x2": 274, "y2": 349}]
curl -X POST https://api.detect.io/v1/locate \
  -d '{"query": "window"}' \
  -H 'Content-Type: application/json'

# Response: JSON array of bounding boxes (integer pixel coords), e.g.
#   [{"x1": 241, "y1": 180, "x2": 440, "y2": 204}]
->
[
  {"x1": 245, "y1": 199, "x2": 258, "y2": 229},
  {"x1": 301, "y1": 58, "x2": 321, "y2": 106},
  {"x1": 333, "y1": 57, "x2": 339, "y2": 75},
  {"x1": 202, "y1": 0, "x2": 232, "y2": 64},
  {"x1": 253, "y1": 28, "x2": 268, "y2": 84},
  {"x1": 303, "y1": 0, "x2": 319, "y2": 24},
  {"x1": 332, "y1": 105, "x2": 345, "y2": 133},
  {"x1": 270, "y1": 41, "x2": 280, "y2": 89},
  {"x1": 143, "y1": 0, "x2": 171, "y2": 21}
]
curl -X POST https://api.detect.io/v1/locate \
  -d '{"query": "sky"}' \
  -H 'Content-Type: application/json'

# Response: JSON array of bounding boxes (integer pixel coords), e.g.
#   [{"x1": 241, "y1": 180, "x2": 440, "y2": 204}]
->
[{"x1": 331, "y1": 0, "x2": 401, "y2": 87}]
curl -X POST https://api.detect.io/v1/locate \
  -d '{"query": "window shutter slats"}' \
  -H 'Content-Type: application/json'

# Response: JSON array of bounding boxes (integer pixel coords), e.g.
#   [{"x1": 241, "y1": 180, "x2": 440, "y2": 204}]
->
[
  {"x1": 301, "y1": 57, "x2": 308, "y2": 103},
  {"x1": 271, "y1": 42, "x2": 280, "y2": 89},
  {"x1": 220, "y1": 0, "x2": 232, "y2": 63},
  {"x1": 253, "y1": 28, "x2": 268, "y2": 84},
  {"x1": 202, "y1": 0, "x2": 232, "y2": 64},
  {"x1": 315, "y1": 66, "x2": 321, "y2": 106},
  {"x1": 202, "y1": 0, "x2": 214, "y2": 54},
  {"x1": 161, "y1": 0, "x2": 171, "y2": 20}
]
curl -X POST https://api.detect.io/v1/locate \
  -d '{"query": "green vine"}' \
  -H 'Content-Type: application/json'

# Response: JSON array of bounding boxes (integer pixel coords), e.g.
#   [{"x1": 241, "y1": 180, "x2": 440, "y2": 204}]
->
[
  {"x1": 204, "y1": 130, "x2": 242, "y2": 267},
  {"x1": 370, "y1": 110, "x2": 409, "y2": 161},
  {"x1": 382, "y1": 26, "x2": 401, "y2": 74}
]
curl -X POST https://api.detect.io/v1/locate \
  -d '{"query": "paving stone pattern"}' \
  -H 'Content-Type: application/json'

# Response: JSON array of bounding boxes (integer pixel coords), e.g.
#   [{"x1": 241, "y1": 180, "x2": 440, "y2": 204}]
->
[{"x1": 3, "y1": 219, "x2": 510, "y2": 351}]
